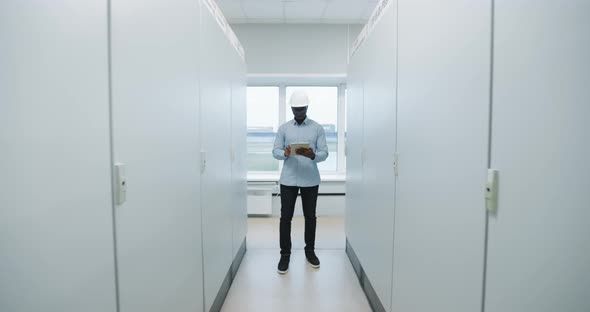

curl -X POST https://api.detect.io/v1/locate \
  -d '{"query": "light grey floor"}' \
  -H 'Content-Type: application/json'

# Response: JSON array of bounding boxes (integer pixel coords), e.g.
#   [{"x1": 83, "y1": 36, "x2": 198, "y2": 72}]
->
[{"x1": 221, "y1": 216, "x2": 372, "y2": 312}]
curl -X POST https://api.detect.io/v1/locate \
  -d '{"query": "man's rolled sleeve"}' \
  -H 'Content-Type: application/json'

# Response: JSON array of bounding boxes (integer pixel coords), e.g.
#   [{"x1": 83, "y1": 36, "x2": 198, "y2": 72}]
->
[{"x1": 313, "y1": 127, "x2": 329, "y2": 163}]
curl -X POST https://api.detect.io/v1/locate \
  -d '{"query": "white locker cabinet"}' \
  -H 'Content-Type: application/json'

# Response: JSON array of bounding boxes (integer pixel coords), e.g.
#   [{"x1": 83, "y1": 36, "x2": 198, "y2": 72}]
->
[
  {"x1": 345, "y1": 43, "x2": 366, "y2": 254},
  {"x1": 485, "y1": 1, "x2": 590, "y2": 311},
  {"x1": 1, "y1": 1, "x2": 246, "y2": 311},
  {"x1": 347, "y1": 0, "x2": 590, "y2": 311},
  {"x1": 347, "y1": 0, "x2": 492, "y2": 311},
  {"x1": 230, "y1": 71, "x2": 248, "y2": 259},
  {"x1": 110, "y1": 0, "x2": 205, "y2": 311},
  {"x1": 392, "y1": 1, "x2": 492, "y2": 311},
  {"x1": 0, "y1": 1, "x2": 118, "y2": 312},
  {"x1": 110, "y1": 0, "x2": 246, "y2": 311},
  {"x1": 346, "y1": 0, "x2": 399, "y2": 310},
  {"x1": 199, "y1": 0, "x2": 247, "y2": 309}
]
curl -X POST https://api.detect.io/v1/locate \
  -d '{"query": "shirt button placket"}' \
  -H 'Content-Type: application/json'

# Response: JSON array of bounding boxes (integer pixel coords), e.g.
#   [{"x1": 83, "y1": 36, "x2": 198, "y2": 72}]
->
[{"x1": 296, "y1": 123, "x2": 300, "y2": 186}]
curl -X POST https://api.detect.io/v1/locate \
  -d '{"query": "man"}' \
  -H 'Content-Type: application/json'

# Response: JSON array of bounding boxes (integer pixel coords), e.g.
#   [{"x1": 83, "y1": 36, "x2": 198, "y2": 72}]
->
[{"x1": 272, "y1": 90, "x2": 329, "y2": 274}]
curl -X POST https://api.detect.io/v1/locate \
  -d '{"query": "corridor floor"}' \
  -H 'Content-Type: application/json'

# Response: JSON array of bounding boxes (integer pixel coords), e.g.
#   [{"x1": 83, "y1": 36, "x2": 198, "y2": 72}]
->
[{"x1": 220, "y1": 216, "x2": 372, "y2": 312}]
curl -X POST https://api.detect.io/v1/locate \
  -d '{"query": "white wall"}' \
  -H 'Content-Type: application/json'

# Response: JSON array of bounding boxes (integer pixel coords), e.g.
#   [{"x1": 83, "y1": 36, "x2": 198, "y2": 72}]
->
[
  {"x1": 0, "y1": 2, "x2": 117, "y2": 312},
  {"x1": 233, "y1": 24, "x2": 362, "y2": 74}
]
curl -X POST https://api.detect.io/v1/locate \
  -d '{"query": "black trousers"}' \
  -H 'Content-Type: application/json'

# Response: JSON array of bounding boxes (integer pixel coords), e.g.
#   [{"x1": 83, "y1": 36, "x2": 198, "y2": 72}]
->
[{"x1": 280, "y1": 184, "x2": 319, "y2": 256}]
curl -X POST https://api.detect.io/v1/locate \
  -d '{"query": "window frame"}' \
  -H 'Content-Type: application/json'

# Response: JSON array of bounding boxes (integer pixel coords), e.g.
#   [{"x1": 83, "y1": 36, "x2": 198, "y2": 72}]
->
[{"x1": 247, "y1": 76, "x2": 347, "y2": 177}]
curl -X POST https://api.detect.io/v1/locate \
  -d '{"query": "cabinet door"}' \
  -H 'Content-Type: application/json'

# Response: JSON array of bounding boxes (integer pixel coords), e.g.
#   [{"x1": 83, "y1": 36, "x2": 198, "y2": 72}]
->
[
  {"x1": 199, "y1": 5, "x2": 235, "y2": 311},
  {"x1": 344, "y1": 37, "x2": 366, "y2": 254},
  {"x1": 231, "y1": 59, "x2": 248, "y2": 258},
  {"x1": 393, "y1": 1, "x2": 492, "y2": 311},
  {"x1": 359, "y1": 2, "x2": 399, "y2": 309},
  {"x1": 485, "y1": 1, "x2": 590, "y2": 311},
  {"x1": 0, "y1": 2, "x2": 117, "y2": 311},
  {"x1": 110, "y1": 1, "x2": 204, "y2": 311}
]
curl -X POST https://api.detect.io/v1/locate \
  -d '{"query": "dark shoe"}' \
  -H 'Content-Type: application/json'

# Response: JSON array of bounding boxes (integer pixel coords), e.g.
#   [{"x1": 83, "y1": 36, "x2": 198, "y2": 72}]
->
[
  {"x1": 277, "y1": 255, "x2": 290, "y2": 274},
  {"x1": 305, "y1": 251, "x2": 320, "y2": 268}
]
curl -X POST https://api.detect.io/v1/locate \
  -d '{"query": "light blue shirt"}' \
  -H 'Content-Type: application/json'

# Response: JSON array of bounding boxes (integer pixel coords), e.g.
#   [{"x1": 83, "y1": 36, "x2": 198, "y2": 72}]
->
[{"x1": 272, "y1": 118, "x2": 329, "y2": 187}]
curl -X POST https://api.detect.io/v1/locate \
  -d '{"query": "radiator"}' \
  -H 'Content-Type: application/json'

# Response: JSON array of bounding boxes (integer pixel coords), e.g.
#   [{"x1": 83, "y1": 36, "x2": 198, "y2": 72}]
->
[{"x1": 247, "y1": 182, "x2": 277, "y2": 215}]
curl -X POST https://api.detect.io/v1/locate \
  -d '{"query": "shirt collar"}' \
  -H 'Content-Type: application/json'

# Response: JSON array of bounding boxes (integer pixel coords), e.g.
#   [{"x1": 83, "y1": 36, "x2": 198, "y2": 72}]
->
[{"x1": 293, "y1": 118, "x2": 308, "y2": 126}]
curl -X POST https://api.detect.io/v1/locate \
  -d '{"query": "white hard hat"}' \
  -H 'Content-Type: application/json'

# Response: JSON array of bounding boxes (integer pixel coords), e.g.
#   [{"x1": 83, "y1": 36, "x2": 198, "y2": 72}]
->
[{"x1": 289, "y1": 90, "x2": 310, "y2": 108}]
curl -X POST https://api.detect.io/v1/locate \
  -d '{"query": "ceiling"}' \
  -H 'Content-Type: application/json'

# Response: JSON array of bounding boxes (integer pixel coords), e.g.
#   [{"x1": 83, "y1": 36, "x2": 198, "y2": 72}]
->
[{"x1": 216, "y1": 0, "x2": 378, "y2": 24}]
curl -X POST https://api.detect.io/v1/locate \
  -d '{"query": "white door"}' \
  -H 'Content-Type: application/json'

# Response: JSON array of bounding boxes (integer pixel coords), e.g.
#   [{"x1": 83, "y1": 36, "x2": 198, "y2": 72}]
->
[
  {"x1": 199, "y1": 5, "x2": 234, "y2": 310},
  {"x1": 392, "y1": 1, "x2": 492, "y2": 311},
  {"x1": 357, "y1": 2, "x2": 399, "y2": 309},
  {"x1": 0, "y1": 2, "x2": 117, "y2": 311},
  {"x1": 230, "y1": 63, "x2": 248, "y2": 258},
  {"x1": 485, "y1": 1, "x2": 590, "y2": 311},
  {"x1": 345, "y1": 37, "x2": 366, "y2": 254},
  {"x1": 110, "y1": 1, "x2": 204, "y2": 311}
]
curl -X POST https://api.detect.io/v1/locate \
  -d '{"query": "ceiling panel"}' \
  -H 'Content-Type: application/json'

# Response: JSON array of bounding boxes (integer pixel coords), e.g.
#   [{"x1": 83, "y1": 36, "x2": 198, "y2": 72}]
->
[
  {"x1": 323, "y1": 0, "x2": 369, "y2": 21},
  {"x1": 284, "y1": 1, "x2": 326, "y2": 20},
  {"x1": 216, "y1": 0, "x2": 246, "y2": 20},
  {"x1": 241, "y1": 0, "x2": 284, "y2": 19},
  {"x1": 216, "y1": 0, "x2": 375, "y2": 23}
]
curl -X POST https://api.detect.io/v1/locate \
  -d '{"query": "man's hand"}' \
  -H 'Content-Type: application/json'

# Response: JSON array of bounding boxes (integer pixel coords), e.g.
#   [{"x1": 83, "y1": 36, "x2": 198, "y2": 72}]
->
[
  {"x1": 284, "y1": 146, "x2": 292, "y2": 157},
  {"x1": 296, "y1": 147, "x2": 315, "y2": 160}
]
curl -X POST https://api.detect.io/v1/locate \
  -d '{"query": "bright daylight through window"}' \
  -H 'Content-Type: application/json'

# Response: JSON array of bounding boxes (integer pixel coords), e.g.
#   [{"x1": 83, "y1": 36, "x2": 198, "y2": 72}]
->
[
  {"x1": 247, "y1": 84, "x2": 345, "y2": 174},
  {"x1": 246, "y1": 86, "x2": 279, "y2": 172},
  {"x1": 285, "y1": 86, "x2": 338, "y2": 172}
]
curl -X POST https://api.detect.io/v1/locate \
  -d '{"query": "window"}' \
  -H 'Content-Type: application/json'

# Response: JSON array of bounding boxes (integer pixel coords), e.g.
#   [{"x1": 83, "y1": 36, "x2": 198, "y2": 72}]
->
[
  {"x1": 247, "y1": 83, "x2": 347, "y2": 175},
  {"x1": 247, "y1": 87, "x2": 279, "y2": 172},
  {"x1": 344, "y1": 88, "x2": 347, "y2": 170},
  {"x1": 286, "y1": 87, "x2": 338, "y2": 172}
]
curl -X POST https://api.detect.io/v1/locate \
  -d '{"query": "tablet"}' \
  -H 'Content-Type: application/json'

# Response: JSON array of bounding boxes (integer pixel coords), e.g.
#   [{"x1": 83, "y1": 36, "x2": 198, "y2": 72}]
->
[{"x1": 289, "y1": 142, "x2": 310, "y2": 151}]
